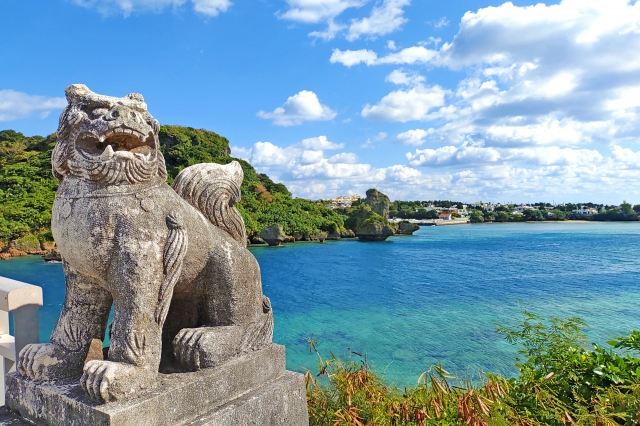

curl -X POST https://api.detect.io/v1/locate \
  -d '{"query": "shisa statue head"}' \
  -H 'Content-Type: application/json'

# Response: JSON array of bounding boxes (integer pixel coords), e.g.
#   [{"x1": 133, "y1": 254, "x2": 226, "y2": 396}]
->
[{"x1": 52, "y1": 84, "x2": 166, "y2": 184}]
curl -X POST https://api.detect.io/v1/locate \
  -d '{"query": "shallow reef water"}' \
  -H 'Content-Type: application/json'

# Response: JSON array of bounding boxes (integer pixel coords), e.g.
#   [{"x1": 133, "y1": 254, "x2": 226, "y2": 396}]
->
[{"x1": 1, "y1": 222, "x2": 639, "y2": 387}]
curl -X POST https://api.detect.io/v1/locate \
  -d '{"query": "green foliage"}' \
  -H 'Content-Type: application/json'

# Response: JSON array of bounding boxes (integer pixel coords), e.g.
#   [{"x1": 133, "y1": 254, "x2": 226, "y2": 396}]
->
[
  {"x1": 497, "y1": 310, "x2": 640, "y2": 425},
  {"x1": 591, "y1": 209, "x2": 639, "y2": 222},
  {"x1": 305, "y1": 339, "x2": 525, "y2": 426},
  {"x1": 343, "y1": 204, "x2": 394, "y2": 234},
  {"x1": 159, "y1": 125, "x2": 230, "y2": 179},
  {"x1": 307, "y1": 311, "x2": 640, "y2": 425},
  {"x1": 0, "y1": 130, "x2": 58, "y2": 243},
  {"x1": 523, "y1": 209, "x2": 546, "y2": 221},
  {"x1": 469, "y1": 210, "x2": 485, "y2": 223}
]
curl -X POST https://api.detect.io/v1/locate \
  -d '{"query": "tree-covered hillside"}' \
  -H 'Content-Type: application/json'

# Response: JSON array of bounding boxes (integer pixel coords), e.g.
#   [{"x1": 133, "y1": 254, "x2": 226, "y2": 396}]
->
[{"x1": 0, "y1": 126, "x2": 346, "y2": 245}]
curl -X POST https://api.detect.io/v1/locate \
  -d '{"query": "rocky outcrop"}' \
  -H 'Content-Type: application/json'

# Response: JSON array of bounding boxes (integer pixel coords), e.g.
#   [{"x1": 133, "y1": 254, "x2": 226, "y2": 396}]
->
[
  {"x1": 345, "y1": 204, "x2": 396, "y2": 242},
  {"x1": 395, "y1": 221, "x2": 420, "y2": 235},
  {"x1": 249, "y1": 235, "x2": 267, "y2": 245},
  {"x1": 340, "y1": 229, "x2": 356, "y2": 238},
  {"x1": 10, "y1": 236, "x2": 41, "y2": 253},
  {"x1": 43, "y1": 248, "x2": 62, "y2": 262},
  {"x1": 326, "y1": 230, "x2": 341, "y2": 240},
  {"x1": 0, "y1": 235, "x2": 54, "y2": 259},
  {"x1": 260, "y1": 225, "x2": 286, "y2": 246},
  {"x1": 364, "y1": 188, "x2": 390, "y2": 219},
  {"x1": 356, "y1": 217, "x2": 395, "y2": 241}
]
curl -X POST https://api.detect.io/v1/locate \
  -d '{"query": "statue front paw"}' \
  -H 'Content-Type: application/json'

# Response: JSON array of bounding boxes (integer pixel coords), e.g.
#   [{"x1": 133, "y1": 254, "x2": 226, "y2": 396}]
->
[
  {"x1": 173, "y1": 326, "x2": 242, "y2": 371},
  {"x1": 17, "y1": 343, "x2": 84, "y2": 381},
  {"x1": 81, "y1": 360, "x2": 156, "y2": 403}
]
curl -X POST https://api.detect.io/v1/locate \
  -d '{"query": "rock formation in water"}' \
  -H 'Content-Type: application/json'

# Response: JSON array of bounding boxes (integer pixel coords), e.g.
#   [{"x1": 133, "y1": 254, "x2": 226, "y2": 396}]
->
[
  {"x1": 364, "y1": 188, "x2": 390, "y2": 219},
  {"x1": 260, "y1": 224, "x2": 286, "y2": 246},
  {"x1": 396, "y1": 221, "x2": 420, "y2": 235},
  {"x1": 346, "y1": 204, "x2": 395, "y2": 241}
]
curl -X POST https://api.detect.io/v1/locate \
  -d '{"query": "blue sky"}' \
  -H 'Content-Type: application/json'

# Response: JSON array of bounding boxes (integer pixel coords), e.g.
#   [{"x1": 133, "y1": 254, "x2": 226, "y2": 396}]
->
[{"x1": 2, "y1": 0, "x2": 640, "y2": 204}]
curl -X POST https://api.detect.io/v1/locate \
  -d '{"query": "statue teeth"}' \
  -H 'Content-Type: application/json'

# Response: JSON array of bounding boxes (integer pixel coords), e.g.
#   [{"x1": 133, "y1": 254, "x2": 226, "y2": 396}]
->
[{"x1": 100, "y1": 145, "x2": 115, "y2": 160}]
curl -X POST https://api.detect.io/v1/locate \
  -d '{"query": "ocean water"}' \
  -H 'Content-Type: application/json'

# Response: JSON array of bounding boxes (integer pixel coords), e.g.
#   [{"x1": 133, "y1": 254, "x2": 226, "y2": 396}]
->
[{"x1": 1, "y1": 222, "x2": 639, "y2": 387}]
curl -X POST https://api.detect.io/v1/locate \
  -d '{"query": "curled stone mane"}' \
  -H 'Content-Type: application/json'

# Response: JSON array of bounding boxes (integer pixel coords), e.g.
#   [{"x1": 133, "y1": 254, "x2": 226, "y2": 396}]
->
[
  {"x1": 52, "y1": 84, "x2": 164, "y2": 185},
  {"x1": 172, "y1": 162, "x2": 247, "y2": 245}
]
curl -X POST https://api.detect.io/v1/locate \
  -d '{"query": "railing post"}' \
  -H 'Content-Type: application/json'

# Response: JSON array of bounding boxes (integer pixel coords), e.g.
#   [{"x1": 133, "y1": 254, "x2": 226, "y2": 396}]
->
[
  {"x1": 0, "y1": 276, "x2": 43, "y2": 406},
  {"x1": 13, "y1": 305, "x2": 40, "y2": 363}
]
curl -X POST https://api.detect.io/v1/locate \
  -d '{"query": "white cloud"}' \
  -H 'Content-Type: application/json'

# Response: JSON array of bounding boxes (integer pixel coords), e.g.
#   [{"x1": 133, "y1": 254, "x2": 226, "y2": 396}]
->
[
  {"x1": 378, "y1": 46, "x2": 438, "y2": 64},
  {"x1": 330, "y1": 46, "x2": 437, "y2": 67},
  {"x1": 346, "y1": 0, "x2": 410, "y2": 41},
  {"x1": 348, "y1": 0, "x2": 640, "y2": 153},
  {"x1": 397, "y1": 128, "x2": 434, "y2": 146},
  {"x1": 375, "y1": 131, "x2": 388, "y2": 141},
  {"x1": 405, "y1": 144, "x2": 605, "y2": 168},
  {"x1": 280, "y1": 0, "x2": 410, "y2": 40},
  {"x1": 328, "y1": 152, "x2": 358, "y2": 163},
  {"x1": 361, "y1": 85, "x2": 449, "y2": 122},
  {"x1": 300, "y1": 150, "x2": 325, "y2": 164},
  {"x1": 0, "y1": 90, "x2": 66, "y2": 122},
  {"x1": 385, "y1": 69, "x2": 424, "y2": 86},
  {"x1": 433, "y1": 16, "x2": 449, "y2": 28},
  {"x1": 330, "y1": 49, "x2": 378, "y2": 66},
  {"x1": 280, "y1": 0, "x2": 365, "y2": 24},
  {"x1": 406, "y1": 145, "x2": 501, "y2": 167},
  {"x1": 192, "y1": 0, "x2": 230, "y2": 16},
  {"x1": 297, "y1": 135, "x2": 344, "y2": 150},
  {"x1": 234, "y1": 137, "x2": 436, "y2": 199},
  {"x1": 230, "y1": 145, "x2": 251, "y2": 161},
  {"x1": 387, "y1": 40, "x2": 397, "y2": 50},
  {"x1": 257, "y1": 90, "x2": 337, "y2": 126},
  {"x1": 71, "y1": 0, "x2": 229, "y2": 16},
  {"x1": 250, "y1": 141, "x2": 293, "y2": 167}
]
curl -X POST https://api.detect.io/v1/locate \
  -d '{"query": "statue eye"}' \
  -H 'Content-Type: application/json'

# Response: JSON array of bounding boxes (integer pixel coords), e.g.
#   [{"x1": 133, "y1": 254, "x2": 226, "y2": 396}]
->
[{"x1": 90, "y1": 108, "x2": 108, "y2": 118}]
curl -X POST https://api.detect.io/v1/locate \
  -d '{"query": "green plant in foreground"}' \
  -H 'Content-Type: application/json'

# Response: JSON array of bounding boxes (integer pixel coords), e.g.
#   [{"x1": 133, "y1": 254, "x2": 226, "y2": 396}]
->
[
  {"x1": 497, "y1": 310, "x2": 640, "y2": 425},
  {"x1": 305, "y1": 339, "x2": 528, "y2": 425},
  {"x1": 306, "y1": 311, "x2": 640, "y2": 425}
]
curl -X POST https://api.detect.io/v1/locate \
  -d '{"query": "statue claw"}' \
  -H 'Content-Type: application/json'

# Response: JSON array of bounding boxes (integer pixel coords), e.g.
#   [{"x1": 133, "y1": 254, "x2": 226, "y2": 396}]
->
[
  {"x1": 80, "y1": 360, "x2": 155, "y2": 403},
  {"x1": 173, "y1": 326, "x2": 243, "y2": 371},
  {"x1": 17, "y1": 343, "x2": 84, "y2": 382}
]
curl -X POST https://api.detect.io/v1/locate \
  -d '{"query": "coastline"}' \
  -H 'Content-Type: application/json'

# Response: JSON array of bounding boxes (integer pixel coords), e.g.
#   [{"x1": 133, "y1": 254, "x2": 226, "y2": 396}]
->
[{"x1": 1, "y1": 220, "x2": 637, "y2": 261}]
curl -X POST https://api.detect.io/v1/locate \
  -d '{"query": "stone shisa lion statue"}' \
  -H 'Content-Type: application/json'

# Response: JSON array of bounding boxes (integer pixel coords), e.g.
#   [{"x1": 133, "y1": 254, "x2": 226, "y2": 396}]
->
[{"x1": 15, "y1": 84, "x2": 274, "y2": 403}]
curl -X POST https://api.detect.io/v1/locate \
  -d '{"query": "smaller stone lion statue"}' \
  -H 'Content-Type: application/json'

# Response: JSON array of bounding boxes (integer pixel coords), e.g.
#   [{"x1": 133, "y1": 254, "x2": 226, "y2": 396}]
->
[{"x1": 15, "y1": 85, "x2": 273, "y2": 403}]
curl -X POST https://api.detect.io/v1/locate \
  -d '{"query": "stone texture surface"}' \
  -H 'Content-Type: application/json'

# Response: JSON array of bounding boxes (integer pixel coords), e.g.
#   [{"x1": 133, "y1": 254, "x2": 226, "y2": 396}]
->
[
  {"x1": 395, "y1": 221, "x2": 420, "y2": 235},
  {"x1": 4, "y1": 344, "x2": 308, "y2": 426},
  {"x1": 326, "y1": 230, "x2": 341, "y2": 240},
  {"x1": 11, "y1": 85, "x2": 274, "y2": 404},
  {"x1": 356, "y1": 220, "x2": 395, "y2": 241},
  {"x1": 43, "y1": 248, "x2": 62, "y2": 262},
  {"x1": 364, "y1": 188, "x2": 390, "y2": 219},
  {"x1": 260, "y1": 225, "x2": 286, "y2": 246},
  {"x1": 340, "y1": 229, "x2": 356, "y2": 238}
]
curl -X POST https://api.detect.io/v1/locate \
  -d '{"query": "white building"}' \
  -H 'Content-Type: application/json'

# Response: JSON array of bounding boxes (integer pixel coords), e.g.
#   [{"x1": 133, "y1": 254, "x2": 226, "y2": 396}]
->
[{"x1": 573, "y1": 207, "x2": 598, "y2": 215}]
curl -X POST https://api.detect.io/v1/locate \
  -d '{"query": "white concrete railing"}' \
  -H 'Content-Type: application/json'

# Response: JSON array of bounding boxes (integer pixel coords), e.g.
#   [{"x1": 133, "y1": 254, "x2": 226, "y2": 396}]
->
[{"x1": 0, "y1": 276, "x2": 43, "y2": 406}]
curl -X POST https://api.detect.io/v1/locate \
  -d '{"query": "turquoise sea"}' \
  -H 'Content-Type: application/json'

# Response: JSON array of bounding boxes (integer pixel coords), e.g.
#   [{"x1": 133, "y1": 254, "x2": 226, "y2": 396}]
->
[{"x1": 1, "y1": 222, "x2": 639, "y2": 387}]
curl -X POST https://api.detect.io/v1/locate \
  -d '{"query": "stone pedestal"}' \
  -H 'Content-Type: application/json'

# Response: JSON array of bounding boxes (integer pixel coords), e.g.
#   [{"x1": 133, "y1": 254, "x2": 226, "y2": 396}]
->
[{"x1": 0, "y1": 344, "x2": 308, "y2": 426}]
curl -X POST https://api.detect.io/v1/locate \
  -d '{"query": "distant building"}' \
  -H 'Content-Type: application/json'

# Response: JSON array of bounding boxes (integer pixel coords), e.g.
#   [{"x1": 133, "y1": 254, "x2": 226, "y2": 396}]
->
[
  {"x1": 325, "y1": 194, "x2": 361, "y2": 209},
  {"x1": 514, "y1": 204, "x2": 535, "y2": 214},
  {"x1": 439, "y1": 213, "x2": 452, "y2": 220},
  {"x1": 573, "y1": 207, "x2": 598, "y2": 215}
]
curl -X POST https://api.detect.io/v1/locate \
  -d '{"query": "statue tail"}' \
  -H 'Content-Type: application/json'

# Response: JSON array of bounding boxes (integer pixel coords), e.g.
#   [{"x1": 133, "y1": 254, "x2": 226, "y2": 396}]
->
[{"x1": 171, "y1": 161, "x2": 247, "y2": 245}]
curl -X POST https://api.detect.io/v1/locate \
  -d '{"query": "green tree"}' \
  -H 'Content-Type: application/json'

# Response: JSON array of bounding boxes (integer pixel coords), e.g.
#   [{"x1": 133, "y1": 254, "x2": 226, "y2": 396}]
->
[{"x1": 469, "y1": 210, "x2": 484, "y2": 223}]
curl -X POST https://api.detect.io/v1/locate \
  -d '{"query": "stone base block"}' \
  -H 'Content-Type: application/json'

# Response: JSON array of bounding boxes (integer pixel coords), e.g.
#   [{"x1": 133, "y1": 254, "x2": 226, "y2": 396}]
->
[{"x1": 1, "y1": 344, "x2": 309, "y2": 426}]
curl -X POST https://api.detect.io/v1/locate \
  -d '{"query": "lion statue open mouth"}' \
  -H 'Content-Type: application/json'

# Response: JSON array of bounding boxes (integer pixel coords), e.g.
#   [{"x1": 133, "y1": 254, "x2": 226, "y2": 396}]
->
[{"x1": 15, "y1": 84, "x2": 273, "y2": 403}]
